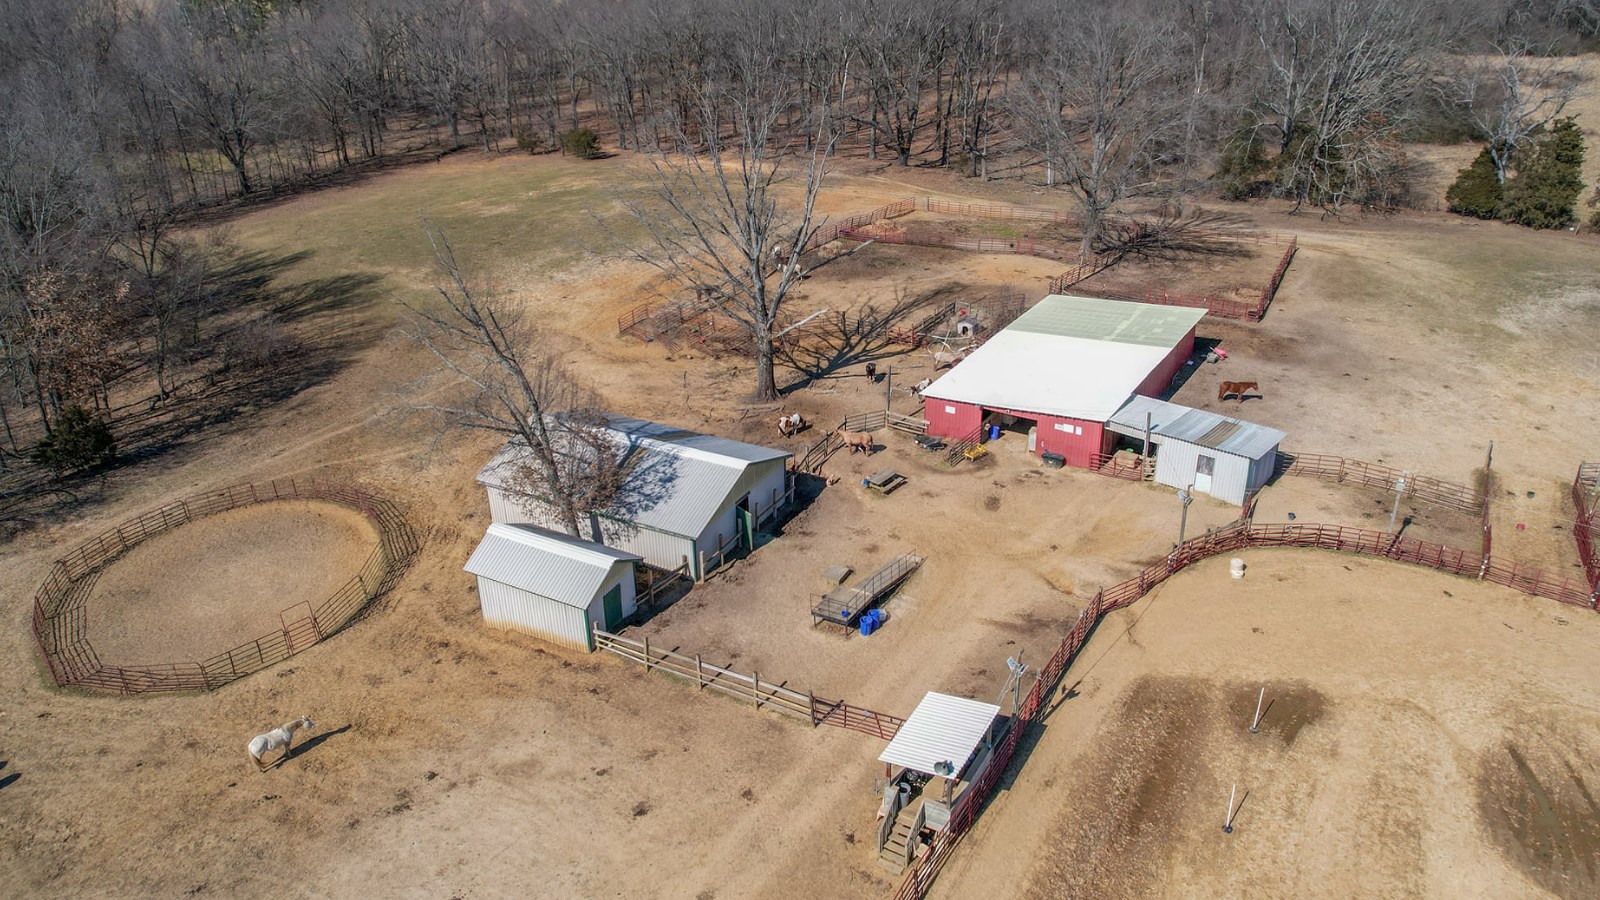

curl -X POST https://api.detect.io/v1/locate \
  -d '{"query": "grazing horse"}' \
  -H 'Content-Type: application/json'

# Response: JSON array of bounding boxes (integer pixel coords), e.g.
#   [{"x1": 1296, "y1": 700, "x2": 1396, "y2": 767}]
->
[
  {"x1": 248, "y1": 716, "x2": 314, "y2": 771},
  {"x1": 912, "y1": 377, "x2": 933, "y2": 396},
  {"x1": 777, "y1": 413, "x2": 808, "y2": 437},
  {"x1": 1218, "y1": 381, "x2": 1259, "y2": 403},
  {"x1": 834, "y1": 428, "x2": 875, "y2": 455}
]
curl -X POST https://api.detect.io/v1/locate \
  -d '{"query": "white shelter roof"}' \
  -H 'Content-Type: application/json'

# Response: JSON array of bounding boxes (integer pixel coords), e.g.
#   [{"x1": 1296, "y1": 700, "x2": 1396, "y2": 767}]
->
[
  {"x1": 878, "y1": 692, "x2": 1001, "y2": 778},
  {"x1": 464, "y1": 523, "x2": 639, "y2": 608},
  {"x1": 1109, "y1": 396, "x2": 1287, "y2": 460},
  {"x1": 919, "y1": 296, "x2": 1203, "y2": 422}
]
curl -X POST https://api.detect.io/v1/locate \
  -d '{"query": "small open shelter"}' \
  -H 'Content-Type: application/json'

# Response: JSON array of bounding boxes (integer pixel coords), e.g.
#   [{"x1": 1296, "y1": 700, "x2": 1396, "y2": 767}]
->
[
  {"x1": 464, "y1": 522, "x2": 641, "y2": 652},
  {"x1": 877, "y1": 692, "x2": 1002, "y2": 831}
]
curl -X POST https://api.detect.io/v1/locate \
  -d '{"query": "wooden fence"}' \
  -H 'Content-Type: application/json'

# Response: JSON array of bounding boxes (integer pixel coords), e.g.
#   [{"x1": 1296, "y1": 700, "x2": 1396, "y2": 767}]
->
[
  {"x1": 1575, "y1": 463, "x2": 1600, "y2": 590},
  {"x1": 593, "y1": 630, "x2": 905, "y2": 738},
  {"x1": 892, "y1": 516, "x2": 1597, "y2": 899},
  {"x1": 31, "y1": 478, "x2": 419, "y2": 694},
  {"x1": 1276, "y1": 451, "x2": 1486, "y2": 514}
]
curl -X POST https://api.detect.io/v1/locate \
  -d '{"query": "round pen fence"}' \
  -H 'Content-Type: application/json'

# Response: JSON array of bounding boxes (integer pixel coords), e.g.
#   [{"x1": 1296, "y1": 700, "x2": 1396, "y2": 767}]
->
[{"x1": 31, "y1": 478, "x2": 419, "y2": 695}]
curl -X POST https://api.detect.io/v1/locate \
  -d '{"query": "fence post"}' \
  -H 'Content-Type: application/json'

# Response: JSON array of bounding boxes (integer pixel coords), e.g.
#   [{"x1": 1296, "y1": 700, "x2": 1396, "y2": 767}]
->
[
  {"x1": 696, "y1": 654, "x2": 704, "y2": 688},
  {"x1": 809, "y1": 691, "x2": 818, "y2": 726},
  {"x1": 641, "y1": 635, "x2": 650, "y2": 670},
  {"x1": 753, "y1": 671, "x2": 761, "y2": 709}
]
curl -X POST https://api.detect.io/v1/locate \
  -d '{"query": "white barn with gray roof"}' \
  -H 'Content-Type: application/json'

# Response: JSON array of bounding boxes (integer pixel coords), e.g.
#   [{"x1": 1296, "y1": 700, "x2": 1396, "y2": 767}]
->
[
  {"x1": 1109, "y1": 396, "x2": 1286, "y2": 505},
  {"x1": 464, "y1": 523, "x2": 641, "y2": 652},
  {"x1": 477, "y1": 414, "x2": 792, "y2": 580}
]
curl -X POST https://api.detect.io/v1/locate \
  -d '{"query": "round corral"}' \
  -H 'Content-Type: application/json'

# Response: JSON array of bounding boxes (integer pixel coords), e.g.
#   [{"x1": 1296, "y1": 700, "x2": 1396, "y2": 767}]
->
[{"x1": 31, "y1": 479, "x2": 418, "y2": 694}]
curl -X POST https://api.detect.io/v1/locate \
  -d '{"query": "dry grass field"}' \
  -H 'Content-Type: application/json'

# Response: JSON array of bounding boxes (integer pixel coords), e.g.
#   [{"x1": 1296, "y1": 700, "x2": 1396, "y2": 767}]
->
[{"x1": 0, "y1": 144, "x2": 1597, "y2": 899}]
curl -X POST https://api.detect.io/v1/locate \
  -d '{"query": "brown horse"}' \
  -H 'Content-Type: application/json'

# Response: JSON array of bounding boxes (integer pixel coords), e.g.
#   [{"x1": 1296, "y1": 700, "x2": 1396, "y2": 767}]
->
[
  {"x1": 1218, "y1": 381, "x2": 1259, "y2": 403},
  {"x1": 833, "y1": 428, "x2": 875, "y2": 455}
]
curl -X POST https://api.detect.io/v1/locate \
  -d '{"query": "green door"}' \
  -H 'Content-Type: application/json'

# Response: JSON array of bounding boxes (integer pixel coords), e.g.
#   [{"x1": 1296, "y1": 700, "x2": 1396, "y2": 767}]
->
[
  {"x1": 737, "y1": 506, "x2": 755, "y2": 551},
  {"x1": 601, "y1": 584, "x2": 624, "y2": 630}
]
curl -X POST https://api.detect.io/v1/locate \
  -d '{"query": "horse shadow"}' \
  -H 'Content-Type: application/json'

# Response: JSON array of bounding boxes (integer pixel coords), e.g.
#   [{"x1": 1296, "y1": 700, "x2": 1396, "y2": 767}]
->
[
  {"x1": 279, "y1": 725, "x2": 351, "y2": 767},
  {"x1": 0, "y1": 759, "x2": 17, "y2": 791}
]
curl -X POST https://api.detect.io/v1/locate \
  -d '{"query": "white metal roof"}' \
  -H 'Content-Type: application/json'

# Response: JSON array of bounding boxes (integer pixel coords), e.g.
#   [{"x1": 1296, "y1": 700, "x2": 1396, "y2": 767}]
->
[
  {"x1": 920, "y1": 297, "x2": 1202, "y2": 422},
  {"x1": 477, "y1": 414, "x2": 791, "y2": 539},
  {"x1": 878, "y1": 692, "x2": 1001, "y2": 778},
  {"x1": 464, "y1": 523, "x2": 639, "y2": 608},
  {"x1": 1108, "y1": 396, "x2": 1286, "y2": 460}
]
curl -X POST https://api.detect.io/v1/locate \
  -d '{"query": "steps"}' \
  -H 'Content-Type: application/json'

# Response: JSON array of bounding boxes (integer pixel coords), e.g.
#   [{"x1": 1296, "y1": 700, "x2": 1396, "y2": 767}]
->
[{"x1": 877, "y1": 805, "x2": 920, "y2": 873}]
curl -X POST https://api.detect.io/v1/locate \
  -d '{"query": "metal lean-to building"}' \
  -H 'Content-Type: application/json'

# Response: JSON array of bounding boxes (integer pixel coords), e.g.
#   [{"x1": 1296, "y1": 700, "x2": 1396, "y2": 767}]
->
[
  {"x1": 464, "y1": 522, "x2": 642, "y2": 652},
  {"x1": 1108, "y1": 396, "x2": 1286, "y2": 505},
  {"x1": 919, "y1": 296, "x2": 1207, "y2": 467}
]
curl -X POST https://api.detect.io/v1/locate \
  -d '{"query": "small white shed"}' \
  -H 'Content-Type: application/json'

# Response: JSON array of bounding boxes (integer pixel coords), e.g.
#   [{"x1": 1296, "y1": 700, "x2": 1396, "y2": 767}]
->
[
  {"x1": 477, "y1": 414, "x2": 792, "y2": 579},
  {"x1": 464, "y1": 523, "x2": 641, "y2": 652},
  {"x1": 1108, "y1": 396, "x2": 1286, "y2": 505}
]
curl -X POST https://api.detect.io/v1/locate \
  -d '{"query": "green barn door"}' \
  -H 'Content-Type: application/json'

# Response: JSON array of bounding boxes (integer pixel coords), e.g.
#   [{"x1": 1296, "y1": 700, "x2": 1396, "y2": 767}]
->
[
  {"x1": 601, "y1": 584, "x2": 624, "y2": 630},
  {"x1": 737, "y1": 506, "x2": 755, "y2": 551}
]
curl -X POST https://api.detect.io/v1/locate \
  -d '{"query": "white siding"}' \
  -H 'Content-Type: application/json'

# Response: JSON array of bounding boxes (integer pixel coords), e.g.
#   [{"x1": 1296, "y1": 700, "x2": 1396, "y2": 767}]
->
[
  {"x1": 748, "y1": 464, "x2": 790, "y2": 526},
  {"x1": 594, "y1": 517, "x2": 694, "y2": 573},
  {"x1": 1153, "y1": 440, "x2": 1253, "y2": 505},
  {"x1": 1246, "y1": 447, "x2": 1280, "y2": 493},
  {"x1": 487, "y1": 488, "x2": 571, "y2": 532},
  {"x1": 476, "y1": 577, "x2": 592, "y2": 651}
]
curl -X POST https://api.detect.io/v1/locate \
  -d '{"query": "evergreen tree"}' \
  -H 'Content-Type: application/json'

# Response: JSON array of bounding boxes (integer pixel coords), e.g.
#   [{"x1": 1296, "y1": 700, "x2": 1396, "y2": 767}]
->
[
  {"x1": 1445, "y1": 146, "x2": 1502, "y2": 219},
  {"x1": 1500, "y1": 118, "x2": 1586, "y2": 229}
]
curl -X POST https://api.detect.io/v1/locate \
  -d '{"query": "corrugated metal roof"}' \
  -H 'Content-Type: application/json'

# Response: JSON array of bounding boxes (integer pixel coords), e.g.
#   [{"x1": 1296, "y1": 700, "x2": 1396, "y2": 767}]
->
[
  {"x1": 1009, "y1": 295, "x2": 1206, "y2": 347},
  {"x1": 464, "y1": 523, "x2": 639, "y2": 609},
  {"x1": 477, "y1": 414, "x2": 792, "y2": 540},
  {"x1": 1108, "y1": 396, "x2": 1285, "y2": 460},
  {"x1": 919, "y1": 329, "x2": 1176, "y2": 421},
  {"x1": 878, "y1": 692, "x2": 1001, "y2": 777}
]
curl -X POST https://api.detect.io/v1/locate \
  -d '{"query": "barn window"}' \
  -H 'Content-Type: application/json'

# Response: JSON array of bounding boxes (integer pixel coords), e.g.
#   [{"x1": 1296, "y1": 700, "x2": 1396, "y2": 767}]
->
[
  {"x1": 1054, "y1": 423, "x2": 1071, "y2": 432},
  {"x1": 945, "y1": 405, "x2": 956, "y2": 414},
  {"x1": 1074, "y1": 426, "x2": 1082, "y2": 435}
]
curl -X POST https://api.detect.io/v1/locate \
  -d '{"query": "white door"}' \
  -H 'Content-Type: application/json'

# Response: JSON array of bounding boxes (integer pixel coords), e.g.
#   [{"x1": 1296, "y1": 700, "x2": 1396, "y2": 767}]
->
[{"x1": 1195, "y1": 454, "x2": 1216, "y2": 495}]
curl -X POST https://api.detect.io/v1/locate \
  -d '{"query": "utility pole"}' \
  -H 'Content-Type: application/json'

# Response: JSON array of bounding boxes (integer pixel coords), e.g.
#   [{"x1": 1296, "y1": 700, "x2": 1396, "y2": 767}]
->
[
  {"x1": 1178, "y1": 487, "x2": 1194, "y2": 545},
  {"x1": 1389, "y1": 473, "x2": 1409, "y2": 534}
]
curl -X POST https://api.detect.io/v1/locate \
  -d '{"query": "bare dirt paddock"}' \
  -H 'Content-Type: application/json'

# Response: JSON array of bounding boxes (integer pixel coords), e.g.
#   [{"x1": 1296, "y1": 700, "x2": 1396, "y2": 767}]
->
[
  {"x1": 1, "y1": 152, "x2": 1598, "y2": 900},
  {"x1": 931, "y1": 551, "x2": 1600, "y2": 900}
]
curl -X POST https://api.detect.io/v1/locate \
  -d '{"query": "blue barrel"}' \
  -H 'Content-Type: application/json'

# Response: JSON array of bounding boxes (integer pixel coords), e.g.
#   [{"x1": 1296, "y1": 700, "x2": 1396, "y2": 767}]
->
[
  {"x1": 988, "y1": 424, "x2": 1001, "y2": 441},
  {"x1": 859, "y1": 616, "x2": 874, "y2": 636}
]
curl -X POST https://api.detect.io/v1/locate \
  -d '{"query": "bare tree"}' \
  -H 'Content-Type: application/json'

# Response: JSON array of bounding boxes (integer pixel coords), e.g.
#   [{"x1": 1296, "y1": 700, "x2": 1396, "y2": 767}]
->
[
  {"x1": 622, "y1": 7, "x2": 852, "y2": 401},
  {"x1": 1436, "y1": 40, "x2": 1582, "y2": 184},
  {"x1": 397, "y1": 222, "x2": 624, "y2": 536},
  {"x1": 1010, "y1": 9, "x2": 1184, "y2": 259}
]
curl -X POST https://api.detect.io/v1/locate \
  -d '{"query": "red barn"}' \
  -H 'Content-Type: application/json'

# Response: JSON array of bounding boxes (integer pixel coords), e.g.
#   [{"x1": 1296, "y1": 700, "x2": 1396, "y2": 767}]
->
[{"x1": 920, "y1": 295, "x2": 1205, "y2": 468}]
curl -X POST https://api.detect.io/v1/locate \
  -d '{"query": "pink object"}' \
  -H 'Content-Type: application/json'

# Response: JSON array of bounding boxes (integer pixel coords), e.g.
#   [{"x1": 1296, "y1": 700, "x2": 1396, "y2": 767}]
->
[
  {"x1": 1516, "y1": 523, "x2": 1526, "y2": 531},
  {"x1": 1214, "y1": 348, "x2": 1228, "y2": 359}
]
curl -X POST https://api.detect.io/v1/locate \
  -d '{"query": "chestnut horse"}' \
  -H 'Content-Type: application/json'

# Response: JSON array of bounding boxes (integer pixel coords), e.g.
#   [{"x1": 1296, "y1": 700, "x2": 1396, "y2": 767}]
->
[
  {"x1": 833, "y1": 428, "x2": 874, "y2": 455},
  {"x1": 1218, "y1": 381, "x2": 1259, "y2": 403}
]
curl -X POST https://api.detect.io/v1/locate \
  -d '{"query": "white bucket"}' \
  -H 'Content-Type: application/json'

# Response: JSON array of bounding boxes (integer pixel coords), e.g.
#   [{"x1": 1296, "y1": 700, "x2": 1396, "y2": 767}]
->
[{"x1": 1230, "y1": 557, "x2": 1246, "y2": 580}]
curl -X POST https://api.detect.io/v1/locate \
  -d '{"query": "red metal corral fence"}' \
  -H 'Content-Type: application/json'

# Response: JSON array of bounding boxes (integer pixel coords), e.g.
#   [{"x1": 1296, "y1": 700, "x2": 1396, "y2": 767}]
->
[
  {"x1": 31, "y1": 478, "x2": 419, "y2": 695},
  {"x1": 892, "y1": 518, "x2": 1596, "y2": 899},
  {"x1": 1570, "y1": 462, "x2": 1599, "y2": 590}
]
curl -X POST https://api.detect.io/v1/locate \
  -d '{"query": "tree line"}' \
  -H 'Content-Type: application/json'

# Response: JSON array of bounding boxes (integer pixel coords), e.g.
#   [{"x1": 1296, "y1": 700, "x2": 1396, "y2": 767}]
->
[{"x1": 1, "y1": 0, "x2": 1596, "y2": 476}]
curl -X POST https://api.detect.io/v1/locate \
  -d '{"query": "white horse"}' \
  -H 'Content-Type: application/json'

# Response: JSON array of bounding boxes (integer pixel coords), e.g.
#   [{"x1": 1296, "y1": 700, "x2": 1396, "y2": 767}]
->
[
  {"x1": 248, "y1": 716, "x2": 314, "y2": 771},
  {"x1": 777, "y1": 413, "x2": 808, "y2": 437},
  {"x1": 912, "y1": 377, "x2": 933, "y2": 396}
]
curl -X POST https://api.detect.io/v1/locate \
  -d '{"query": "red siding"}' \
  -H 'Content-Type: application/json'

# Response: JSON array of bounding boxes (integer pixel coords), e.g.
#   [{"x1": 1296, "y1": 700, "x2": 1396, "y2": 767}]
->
[
  {"x1": 1135, "y1": 327, "x2": 1196, "y2": 399},
  {"x1": 924, "y1": 398, "x2": 983, "y2": 439}
]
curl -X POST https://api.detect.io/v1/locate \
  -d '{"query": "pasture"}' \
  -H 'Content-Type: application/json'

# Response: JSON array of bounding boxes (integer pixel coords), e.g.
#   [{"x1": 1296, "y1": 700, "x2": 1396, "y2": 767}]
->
[{"x1": 0, "y1": 149, "x2": 1597, "y2": 898}]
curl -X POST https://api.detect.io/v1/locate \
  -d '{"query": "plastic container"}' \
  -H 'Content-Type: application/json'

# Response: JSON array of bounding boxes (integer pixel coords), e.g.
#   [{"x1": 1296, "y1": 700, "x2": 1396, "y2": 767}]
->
[
  {"x1": 1230, "y1": 557, "x2": 1246, "y2": 580},
  {"x1": 988, "y1": 424, "x2": 1000, "y2": 441},
  {"x1": 859, "y1": 615, "x2": 875, "y2": 636}
]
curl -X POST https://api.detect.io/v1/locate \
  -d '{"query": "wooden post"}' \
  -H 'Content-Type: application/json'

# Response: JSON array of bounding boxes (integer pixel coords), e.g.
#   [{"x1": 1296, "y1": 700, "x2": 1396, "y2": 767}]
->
[
  {"x1": 641, "y1": 635, "x2": 650, "y2": 670},
  {"x1": 695, "y1": 654, "x2": 704, "y2": 688},
  {"x1": 809, "y1": 691, "x2": 818, "y2": 726},
  {"x1": 753, "y1": 671, "x2": 761, "y2": 709}
]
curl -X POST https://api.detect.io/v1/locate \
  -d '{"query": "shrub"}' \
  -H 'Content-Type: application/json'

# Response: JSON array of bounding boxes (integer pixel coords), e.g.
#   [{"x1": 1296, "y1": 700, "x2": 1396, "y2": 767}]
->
[
  {"x1": 561, "y1": 127, "x2": 601, "y2": 159},
  {"x1": 1500, "y1": 118, "x2": 1586, "y2": 229},
  {"x1": 515, "y1": 131, "x2": 547, "y2": 155},
  {"x1": 1215, "y1": 124, "x2": 1270, "y2": 200},
  {"x1": 1446, "y1": 146, "x2": 1503, "y2": 219},
  {"x1": 32, "y1": 405, "x2": 116, "y2": 473}
]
